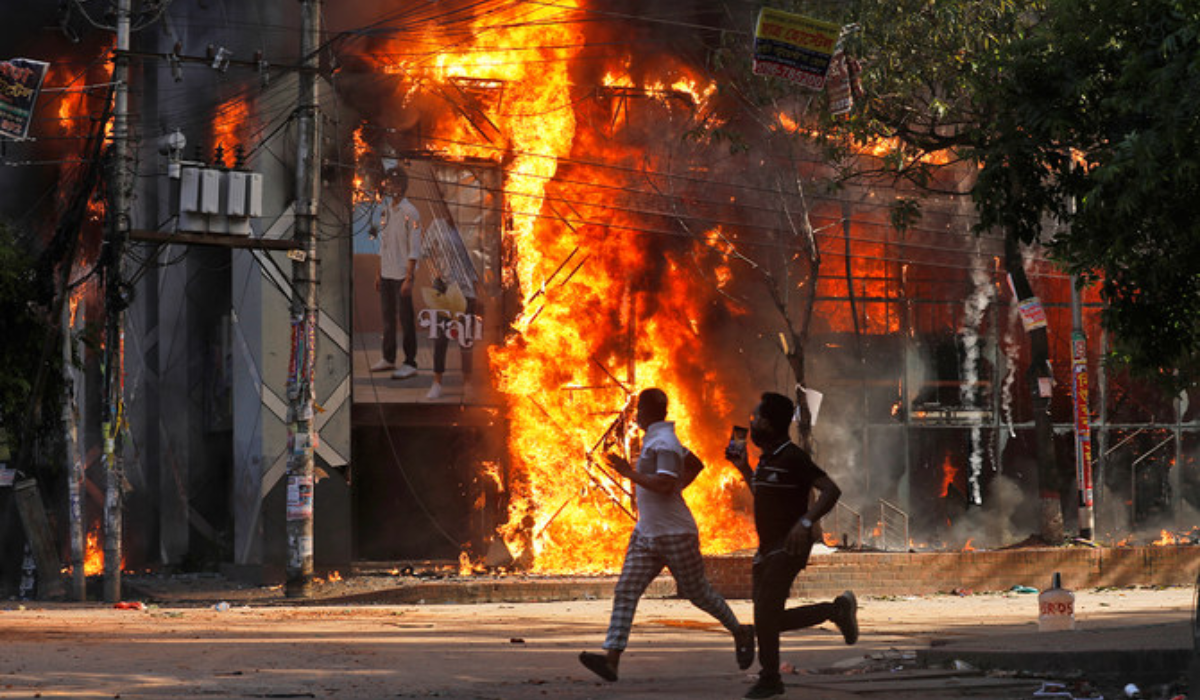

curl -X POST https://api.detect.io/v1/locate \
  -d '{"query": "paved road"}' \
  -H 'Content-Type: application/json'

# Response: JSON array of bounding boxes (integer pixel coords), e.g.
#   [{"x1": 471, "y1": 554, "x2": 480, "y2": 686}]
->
[{"x1": 0, "y1": 587, "x2": 1193, "y2": 699}]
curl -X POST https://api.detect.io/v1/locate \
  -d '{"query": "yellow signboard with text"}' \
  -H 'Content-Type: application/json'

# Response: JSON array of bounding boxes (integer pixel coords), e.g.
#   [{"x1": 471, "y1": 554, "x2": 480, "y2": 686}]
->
[{"x1": 752, "y1": 8, "x2": 842, "y2": 90}]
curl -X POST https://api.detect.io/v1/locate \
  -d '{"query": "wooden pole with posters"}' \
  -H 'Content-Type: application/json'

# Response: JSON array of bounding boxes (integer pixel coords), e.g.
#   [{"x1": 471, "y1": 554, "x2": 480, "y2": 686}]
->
[{"x1": 285, "y1": 0, "x2": 321, "y2": 598}]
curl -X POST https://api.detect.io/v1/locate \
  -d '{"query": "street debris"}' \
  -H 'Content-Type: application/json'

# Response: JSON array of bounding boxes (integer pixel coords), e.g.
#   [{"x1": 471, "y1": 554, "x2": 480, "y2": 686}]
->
[
  {"x1": 1118, "y1": 681, "x2": 1190, "y2": 700},
  {"x1": 1032, "y1": 680, "x2": 1104, "y2": 699}
]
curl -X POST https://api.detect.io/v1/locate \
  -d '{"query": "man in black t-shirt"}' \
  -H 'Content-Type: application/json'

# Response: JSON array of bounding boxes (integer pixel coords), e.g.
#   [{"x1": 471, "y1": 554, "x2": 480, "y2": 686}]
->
[{"x1": 726, "y1": 391, "x2": 859, "y2": 699}]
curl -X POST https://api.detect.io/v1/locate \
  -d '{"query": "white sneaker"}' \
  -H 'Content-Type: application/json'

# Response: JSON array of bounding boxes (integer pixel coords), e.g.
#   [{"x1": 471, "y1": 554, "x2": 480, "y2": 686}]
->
[
  {"x1": 425, "y1": 382, "x2": 443, "y2": 400},
  {"x1": 392, "y1": 364, "x2": 417, "y2": 380},
  {"x1": 369, "y1": 359, "x2": 395, "y2": 372}
]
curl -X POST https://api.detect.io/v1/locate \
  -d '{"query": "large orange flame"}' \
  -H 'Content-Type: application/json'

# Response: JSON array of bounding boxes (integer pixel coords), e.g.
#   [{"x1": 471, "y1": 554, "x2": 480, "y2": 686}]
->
[
  {"x1": 47, "y1": 59, "x2": 112, "y2": 222},
  {"x1": 211, "y1": 95, "x2": 256, "y2": 167},
  {"x1": 82, "y1": 526, "x2": 125, "y2": 577},
  {"x1": 83, "y1": 528, "x2": 104, "y2": 577},
  {"x1": 368, "y1": 1, "x2": 770, "y2": 571}
]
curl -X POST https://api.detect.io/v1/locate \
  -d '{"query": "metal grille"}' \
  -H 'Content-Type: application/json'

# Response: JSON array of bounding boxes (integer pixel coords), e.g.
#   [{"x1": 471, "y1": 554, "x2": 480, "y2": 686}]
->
[
  {"x1": 877, "y1": 499, "x2": 909, "y2": 552},
  {"x1": 827, "y1": 500, "x2": 862, "y2": 549}
]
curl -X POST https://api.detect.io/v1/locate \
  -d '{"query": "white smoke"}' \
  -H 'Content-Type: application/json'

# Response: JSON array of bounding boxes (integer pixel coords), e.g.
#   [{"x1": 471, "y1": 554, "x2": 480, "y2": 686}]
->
[
  {"x1": 953, "y1": 473, "x2": 1028, "y2": 547},
  {"x1": 1001, "y1": 300, "x2": 1020, "y2": 439},
  {"x1": 959, "y1": 246, "x2": 995, "y2": 506}
]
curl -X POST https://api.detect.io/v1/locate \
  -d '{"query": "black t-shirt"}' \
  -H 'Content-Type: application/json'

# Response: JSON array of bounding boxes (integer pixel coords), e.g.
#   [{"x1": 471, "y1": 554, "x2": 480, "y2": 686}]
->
[{"x1": 752, "y1": 441, "x2": 828, "y2": 554}]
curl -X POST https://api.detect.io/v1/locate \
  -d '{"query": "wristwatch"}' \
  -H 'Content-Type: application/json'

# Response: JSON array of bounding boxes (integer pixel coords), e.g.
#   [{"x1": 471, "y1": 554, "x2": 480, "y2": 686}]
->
[{"x1": 800, "y1": 517, "x2": 813, "y2": 529}]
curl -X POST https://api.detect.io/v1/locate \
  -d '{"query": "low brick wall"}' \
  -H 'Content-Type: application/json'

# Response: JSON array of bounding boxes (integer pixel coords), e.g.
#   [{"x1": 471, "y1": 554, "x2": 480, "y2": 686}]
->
[
  {"x1": 703, "y1": 546, "x2": 1200, "y2": 600},
  {"x1": 322, "y1": 575, "x2": 678, "y2": 605}
]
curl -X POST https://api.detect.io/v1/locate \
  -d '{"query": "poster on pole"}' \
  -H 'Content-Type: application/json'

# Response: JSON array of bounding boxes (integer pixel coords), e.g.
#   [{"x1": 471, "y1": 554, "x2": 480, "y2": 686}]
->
[
  {"x1": 286, "y1": 474, "x2": 314, "y2": 521},
  {"x1": 0, "y1": 58, "x2": 49, "y2": 140},
  {"x1": 752, "y1": 8, "x2": 842, "y2": 90},
  {"x1": 1071, "y1": 333, "x2": 1094, "y2": 506},
  {"x1": 1017, "y1": 296, "x2": 1048, "y2": 332},
  {"x1": 826, "y1": 41, "x2": 862, "y2": 116}
]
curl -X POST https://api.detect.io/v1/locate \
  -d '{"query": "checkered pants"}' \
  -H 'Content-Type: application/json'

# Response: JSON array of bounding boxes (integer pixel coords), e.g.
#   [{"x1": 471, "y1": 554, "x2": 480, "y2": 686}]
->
[{"x1": 602, "y1": 530, "x2": 741, "y2": 651}]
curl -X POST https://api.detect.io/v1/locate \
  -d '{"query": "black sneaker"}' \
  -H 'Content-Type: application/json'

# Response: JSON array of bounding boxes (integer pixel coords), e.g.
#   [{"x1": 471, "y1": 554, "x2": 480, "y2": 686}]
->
[
  {"x1": 734, "y1": 624, "x2": 755, "y2": 670},
  {"x1": 578, "y1": 651, "x2": 617, "y2": 682},
  {"x1": 743, "y1": 676, "x2": 785, "y2": 699},
  {"x1": 833, "y1": 590, "x2": 859, "y2": 645}
]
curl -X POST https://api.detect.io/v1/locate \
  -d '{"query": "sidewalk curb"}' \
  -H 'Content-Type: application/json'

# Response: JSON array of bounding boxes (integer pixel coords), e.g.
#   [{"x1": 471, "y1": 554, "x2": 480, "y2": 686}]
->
[{"x1": 917, "y1": 621, "x2": 1193, "y2": 686}]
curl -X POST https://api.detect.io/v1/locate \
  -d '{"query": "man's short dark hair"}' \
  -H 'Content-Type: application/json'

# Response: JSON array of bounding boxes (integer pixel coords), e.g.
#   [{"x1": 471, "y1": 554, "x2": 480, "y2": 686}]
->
[
  {"x1": 384, "y1": 167, "x2": 408, "y2": 197},
  {"x1": 637, "y1": 388, "x2": 668, "y2": 423},
  {"x1": 759, "y1": 391, "x2": 794, "y2": 434}
]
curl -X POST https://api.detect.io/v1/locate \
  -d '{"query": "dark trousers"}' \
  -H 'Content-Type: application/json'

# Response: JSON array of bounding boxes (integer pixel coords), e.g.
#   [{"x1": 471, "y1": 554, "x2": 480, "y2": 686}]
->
[
  {"x1": 432, "y1": 297, "x2": 476, "y2": 375},
  {"x1": 752, "y1": 547, "x2": 834, "y2": 682},
  {"x1": 380, "y1": 277, "x2": 416, "y2": 367}
]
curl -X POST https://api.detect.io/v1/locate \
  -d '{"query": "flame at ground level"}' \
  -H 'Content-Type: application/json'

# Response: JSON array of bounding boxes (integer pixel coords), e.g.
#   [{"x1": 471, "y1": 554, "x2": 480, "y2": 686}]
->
[
  {"x1": 84, "y1": 529, "x2": 103, "y2": 577},
  {"x1": 1152, "y1": 529, "x2": 1177, "y2": 546},
  {"x1": 77, "y1": 528, "x2": 125, "y2": 577}
]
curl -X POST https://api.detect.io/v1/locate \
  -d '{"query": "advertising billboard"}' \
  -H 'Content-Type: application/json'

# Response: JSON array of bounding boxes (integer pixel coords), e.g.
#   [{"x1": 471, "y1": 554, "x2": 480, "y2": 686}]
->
[{"x1": 352, "y1": 159, "x2": 503, "y2": 405}]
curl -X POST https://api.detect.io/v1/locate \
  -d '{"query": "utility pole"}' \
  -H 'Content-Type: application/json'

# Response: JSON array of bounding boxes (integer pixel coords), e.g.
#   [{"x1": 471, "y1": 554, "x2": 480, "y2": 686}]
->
[
  {"x1": 1005, "y1": 234, "x2": 1064, "y2": 544},
  {"x1": 1070, "y1": 278, "x2": 1095, "y2": 540},
  {"x1": 285, "y1": 0, "x2": 321, "y2": 598},
  {"x1": 102, "y1": 0, "x2": 133, "y2": 604},
  {"x1": 1066, "y1": 178, "x2": 1094, "y2": 541},
  {"x1": 64, "y1": 299, "x2": 85, "y2": 601}
]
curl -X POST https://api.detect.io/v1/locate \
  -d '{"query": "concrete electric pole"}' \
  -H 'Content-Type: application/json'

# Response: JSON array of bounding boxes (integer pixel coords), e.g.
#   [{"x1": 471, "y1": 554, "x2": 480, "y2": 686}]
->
[
  {"x1": 285, "y1": 0, "x2": 322, "y2": 598},
  {"x1": 1070, "y1": 278, "x2": 1095, "y2": 541},
  {"x1": 102, "y1": 0, "x2": 133, "y2": 604}
]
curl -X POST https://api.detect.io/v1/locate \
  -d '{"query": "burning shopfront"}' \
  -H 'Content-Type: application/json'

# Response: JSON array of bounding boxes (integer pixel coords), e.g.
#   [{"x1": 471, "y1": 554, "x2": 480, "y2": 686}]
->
[
  {"x1": 2, "y1": 1, "x2": 1197, "y2": 595},
  {"x1": 332, "y1": 1, "x2": 1200, "y2": 572}
]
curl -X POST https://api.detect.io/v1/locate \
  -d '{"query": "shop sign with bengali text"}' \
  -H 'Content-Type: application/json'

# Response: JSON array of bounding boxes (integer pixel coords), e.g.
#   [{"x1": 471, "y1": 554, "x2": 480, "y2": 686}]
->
[
  {"x1": 0, "y1": 58, "x2": 49, "y2": 140},
  {"x1": 752, "y1": 8, "x2": 842, "y2": 90}
]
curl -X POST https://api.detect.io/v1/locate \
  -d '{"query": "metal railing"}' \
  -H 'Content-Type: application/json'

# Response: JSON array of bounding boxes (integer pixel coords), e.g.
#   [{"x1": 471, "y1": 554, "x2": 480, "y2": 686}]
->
[
  {"x1": 877, "y1": 499, "x2": 910, "y2": 552},
  {"x1": 826, "y1": 501, "x2": 862, "y2": 549}
]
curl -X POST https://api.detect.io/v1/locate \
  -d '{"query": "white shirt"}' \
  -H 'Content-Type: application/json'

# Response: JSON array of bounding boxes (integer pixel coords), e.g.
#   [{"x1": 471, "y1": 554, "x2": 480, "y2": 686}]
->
[
  {"x1": 633, "y1": 421, "x2": 699, "y2": 538},
  {"x1": 377, "y1": 196, "x2": 422, "y2": 281}
]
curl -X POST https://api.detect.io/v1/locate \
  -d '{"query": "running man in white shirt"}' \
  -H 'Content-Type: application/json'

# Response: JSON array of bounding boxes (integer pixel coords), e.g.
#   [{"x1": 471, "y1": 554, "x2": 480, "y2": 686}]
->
[{"x1": 579, "y1": 388, "x2": 755, "y2": 682}]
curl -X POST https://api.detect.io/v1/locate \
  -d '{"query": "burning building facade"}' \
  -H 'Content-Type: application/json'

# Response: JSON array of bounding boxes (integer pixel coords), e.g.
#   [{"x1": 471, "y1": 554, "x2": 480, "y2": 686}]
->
[{"x1": 1, "y1": 1, "x2": 1197, "y2": 593}]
